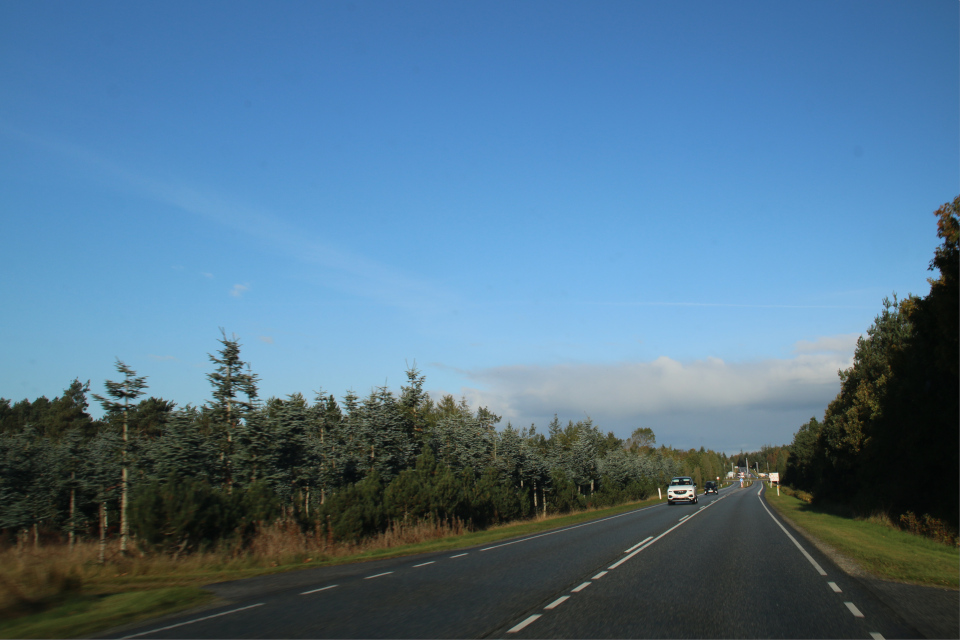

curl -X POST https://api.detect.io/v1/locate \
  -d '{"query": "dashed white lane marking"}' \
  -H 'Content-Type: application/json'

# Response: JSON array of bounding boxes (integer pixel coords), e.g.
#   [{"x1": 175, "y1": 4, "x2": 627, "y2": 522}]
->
[
  {"x1": 827, "y1": 581, "x2": 842, "y2": 593},
  {"x1": 608, "y1": 500, "x2": 717, "y2": 571},
  {"x1": 300, "y1": 584, "x2": 337, "y2": 595},
  {"x1": 507, "y1": 614, "x2": 541, "y2": 633},
  {"x1": 572, "y1": 581, "x2": 591, "y2": 593},
  {"x1": 364, "y1": 571, "x2": 393, "y2": 579},
  {"x1": 121, "y1": 603, "x2": 265, "y2": 639},
  {"x1": 624, "y1": 537, "x2": 653, "y2": 553},
  {"x1": 544, "y1": 596, "x2": 570, "y2": 610},
  {"x1": 869, "y1": 633, "x2": 885, "y2": 640},
  {"x1": 413, "y1": 561, "x2": 434, "y2": 567},
  {"x1": 592, "y1": 571, "x2": 608, "y2": 580},
  {"x1": 844, "y1": 602, "x2": 864, "y2": 618},
  {"x1": 678, "y1": 515, "x2": 690, "y2": 522},
  {"x1": 757, "y1": 492, "x2": 828, "y2": 576},
  {"x1": 481, "y1": 502, "x2": 664, "y2": 551},
  {"x1": 450, "y1": 553, "x2": 467, "y2": 558}
]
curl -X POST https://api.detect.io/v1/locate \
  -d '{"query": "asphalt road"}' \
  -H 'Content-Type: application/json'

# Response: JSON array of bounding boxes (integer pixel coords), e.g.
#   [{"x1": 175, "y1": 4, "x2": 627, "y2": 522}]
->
[{"x1": 109, "y1": 483, "x2": 925, "y2": 639}]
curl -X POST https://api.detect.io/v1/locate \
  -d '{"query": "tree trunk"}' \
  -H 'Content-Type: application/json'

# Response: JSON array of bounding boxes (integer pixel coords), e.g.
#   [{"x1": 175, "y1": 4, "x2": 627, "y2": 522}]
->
[
  {"x1": 69, "y1": 478, "x2": 76, "y2": 551},
  {"x1": 121, "y1": 411, "x2": 129, "y2": 556},
  {"x1": 33, "y1": 522, "x2": 39, "y2": 549},
  {"x1": 98, "y1": 502, "x2": 106, "y2": 565}
]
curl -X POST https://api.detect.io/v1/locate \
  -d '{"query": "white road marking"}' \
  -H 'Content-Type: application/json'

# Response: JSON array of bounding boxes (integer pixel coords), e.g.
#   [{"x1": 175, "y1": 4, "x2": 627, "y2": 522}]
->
[
  {"x1": 592, "y1": 571, "x2": 608, "y2": 580},
  {"x1": 608, "y1": 500, "x2": 716, "y2": 570},
  {"x1": 828, "y1": 581, "x2": 841, "y2": 593},
  {"x1": 450, "y1": 553, "x2": 468, "y2": 558},
  {"x1": 300, "y1": 584, "x2": 337, "y2": 595},
  {"x1": 844, "y1": 602, "x2": 864, "y2": 618},
  {"x1": 757, "y1": 494, "x2": 828, "y2": 576},
  {"x1": 544, "y1": 596, "x2": 570, "y2": 609},
  {"x1": 678, "y1": 515, "x2": 690, "y2": 522},
  {"x1": 624, "y1": 537, "x2": 653, "y2": 553},
  {"x1": 413, "y1": 561, "x2": 435, "y2": 567},
  {"x1": 364, "y1": 571, "x2": 394, "y2": 579},
  {"x1": 572, "y1": 581, "x2": 591, "y2": 592},
  {"x1": 121, "y1": 603, "x2": 265, "y2": 639},
  {"x1": 481, "y1": 503, "x2": 664, "y2": 551},
  {"x1": 869, "y1": 633, "x2": 885, "y2": 640},
  {"x1": 508, "y1": 614, "x2": 541, "y2": 633}
]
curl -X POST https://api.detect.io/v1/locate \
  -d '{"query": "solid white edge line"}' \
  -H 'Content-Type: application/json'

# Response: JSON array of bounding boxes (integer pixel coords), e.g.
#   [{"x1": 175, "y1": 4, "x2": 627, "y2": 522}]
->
[
  {"x1": 300, "y1": 584, "x2": 338, "y2": 595},
  {"x1": 507, "y1": 614, "x2": 541, "y2": 633},
  {"x1": 544, "y1": 596, "x2": 570, "y2": 610},
  {"x1": 121, "y1": 603, "x2": 265, "y2": 639},
  {"x1": 592, "y1": 571, "x2": 608, "y2": 580},
  {"x1": 757, "y1": 492, "x2": 828, "y2": 576},
  {"x1": 845, "y1": 601, "x2": 865, "y2": 618},
  {"x1": 365, "y1": 571, "x2": 394, "y2": 579},
  {"x1": 827, "y1": 581, "x2": 841, "y2": 593},
  {"x1": 450, "y1": 553, "x2": 467, "y2": 558},
  {"x1": 624, "y1": 536, "x2": 653, "y2": 553},
  {"x1": 572, "y1": 581, "x2": 591, "y2": 592},
  {"x1": 413, "y1": 561, "x2": 435, "y2": 567}
]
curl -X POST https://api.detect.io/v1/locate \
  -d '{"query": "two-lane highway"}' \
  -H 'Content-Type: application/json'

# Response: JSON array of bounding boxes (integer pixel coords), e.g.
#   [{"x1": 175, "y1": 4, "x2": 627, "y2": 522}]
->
[{"x1": 111, "y1": 483, "x2": 922, "y2": 639}]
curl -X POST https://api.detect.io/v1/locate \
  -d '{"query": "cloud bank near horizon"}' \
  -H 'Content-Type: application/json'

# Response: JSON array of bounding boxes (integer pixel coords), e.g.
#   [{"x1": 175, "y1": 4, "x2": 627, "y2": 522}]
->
[{"x1": 435, "y1": 334, "x2": 859, "y2": 453}]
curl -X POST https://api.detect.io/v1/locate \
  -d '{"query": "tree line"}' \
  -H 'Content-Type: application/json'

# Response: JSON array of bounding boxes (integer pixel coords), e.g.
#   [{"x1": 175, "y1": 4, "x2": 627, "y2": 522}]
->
[
  {"x1": 1, "y1": 341, "x2": 734, "y2": 557},
  {"x1": 783, "y1": 197, "x2": 959, "y2": 535}
]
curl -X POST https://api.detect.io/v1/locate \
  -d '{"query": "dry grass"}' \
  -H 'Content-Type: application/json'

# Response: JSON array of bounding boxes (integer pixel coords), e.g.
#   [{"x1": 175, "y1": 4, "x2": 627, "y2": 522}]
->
[{"x1": 0, "y1": 516, "x2": 472, "y2": 621}]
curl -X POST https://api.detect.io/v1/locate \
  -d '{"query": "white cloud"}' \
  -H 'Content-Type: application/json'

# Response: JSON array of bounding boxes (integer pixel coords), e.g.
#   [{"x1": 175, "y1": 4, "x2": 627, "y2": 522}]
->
[
  {"x1": 793, "y1": 333, "x2": 861, "y2": 354},
  {"x1": 259, "y1": 335, "x2": 274, "y2": 344},
  {"x1": 202, "y1": 272, "x2": 214, "y2": 279},
  {"x1": 434, "y1": 335, "x2": 857, "y2": 451},
  {"x1": 230, "y1": 283, "x2": 250, "y2": 298}
]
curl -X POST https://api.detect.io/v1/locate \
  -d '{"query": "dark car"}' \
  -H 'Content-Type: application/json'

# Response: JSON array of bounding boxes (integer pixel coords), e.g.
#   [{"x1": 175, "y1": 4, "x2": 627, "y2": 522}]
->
[{"x1": 704, "y1": 481, "x2": 718, "y2": 494}]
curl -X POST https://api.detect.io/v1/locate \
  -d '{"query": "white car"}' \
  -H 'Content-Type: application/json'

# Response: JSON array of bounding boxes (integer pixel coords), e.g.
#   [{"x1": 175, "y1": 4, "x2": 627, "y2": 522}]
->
[{"x1": 667, "y1": 476, "x2": 698, "y2": 505}]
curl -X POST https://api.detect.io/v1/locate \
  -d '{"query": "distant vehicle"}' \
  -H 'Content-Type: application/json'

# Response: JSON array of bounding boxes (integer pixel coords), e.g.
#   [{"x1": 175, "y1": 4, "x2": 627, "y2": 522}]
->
[
  {"x1": 667, "y1": 476, "x2": 698, "y2": 505},
  {"x1": 704, "y1": 481, "x2": 718, "y2": 494}
]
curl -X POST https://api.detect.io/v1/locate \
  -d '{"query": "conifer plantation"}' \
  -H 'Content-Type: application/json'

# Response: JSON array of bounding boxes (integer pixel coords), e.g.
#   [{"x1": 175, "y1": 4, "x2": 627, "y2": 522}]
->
[{"x1": 0, "y1": 333, "x2": 733, "y2": 561}]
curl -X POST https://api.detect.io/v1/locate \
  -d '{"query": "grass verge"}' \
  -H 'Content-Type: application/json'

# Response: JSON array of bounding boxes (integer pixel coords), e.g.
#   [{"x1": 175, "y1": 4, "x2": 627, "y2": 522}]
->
[
  {"x1": 0, "y1": 587, "x2": 213, "y2": 639},
  {"x1": 0, "y1": 495, "x2": 664, "y2": 639},
  {"x1": 763, "y1": 486, "x2": 958, "y2": 589}
]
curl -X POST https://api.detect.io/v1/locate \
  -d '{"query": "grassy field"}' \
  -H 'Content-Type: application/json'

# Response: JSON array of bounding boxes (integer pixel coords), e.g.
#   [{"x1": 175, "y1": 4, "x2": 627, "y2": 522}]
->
[
  {"x1": 763, "y1": 485, "x2": 959, "y2": 589},
  {"x1": 0, "y1": 496, "x2": 662, "y2": 639}
]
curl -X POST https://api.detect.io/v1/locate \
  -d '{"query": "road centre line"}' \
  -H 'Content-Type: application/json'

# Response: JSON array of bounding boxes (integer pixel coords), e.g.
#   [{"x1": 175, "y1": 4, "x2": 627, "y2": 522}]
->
[
  {"x1": 300, "y1": 584, "x2": 337, "y2": 595},
  {"x1": 756, "y1": 491, "x2": 827, "y2": 576},
  {"x1": 121, "y1": 603, "x2": 265, "y2": 639},
  {"x1": 869, "y1": 633, "x2": 885, "y2": 640},
  {"x1": 450, "y1": 553, "x2": 467, "y2": 558},
  {"x1": 592, "y1": 571, "x2": 608, "y2": 580},
  {"x1": 844, "y1": 602, "x2": 865, "y2": 618},
  {"x1": 571, "y1": 582, "x2": 591, "y2": 592},
  {"x1": 507, "y1": 614, "x2": 541, "y2": 633},
  {"x1": 365, "y1": 571, "x2": 393, "y2": 579},
  {"x1": 544, "y1": 596, "x2": 570, "y2": 610},
  {"x1": 481, "y1": 503, "x2": 664, "y2": 551},
  {"x1": 608, "y1": 500, "x2": 716, "y2": 570},
  {"x1": 678, "y1": 515, "x2": 689, "y2": 522},
  {"x1": 413, "y1": 561, "x2": 435, "y2": 567},
  {"x1": 624, "y1": 537, "x2": 653, "y2": 553},
  {"x1": 828, "y1": 581, "x2": 841, "y2": 593}
]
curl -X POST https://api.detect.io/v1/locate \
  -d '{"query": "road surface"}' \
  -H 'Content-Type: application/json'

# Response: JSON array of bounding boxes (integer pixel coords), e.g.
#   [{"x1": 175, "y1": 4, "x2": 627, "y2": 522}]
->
[{"x1": 110, "y1": 483, "x2": 922, "y2": 639}]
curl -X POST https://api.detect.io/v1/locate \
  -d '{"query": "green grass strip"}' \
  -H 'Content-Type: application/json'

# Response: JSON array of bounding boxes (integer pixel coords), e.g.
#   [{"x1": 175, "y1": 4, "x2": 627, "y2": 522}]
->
[
  {"x1": 764, "y1": 487, "x2": 958, "y2": 589},
  {"x1": 0, "y1": 587, "x2": 213, "y2": 639}
]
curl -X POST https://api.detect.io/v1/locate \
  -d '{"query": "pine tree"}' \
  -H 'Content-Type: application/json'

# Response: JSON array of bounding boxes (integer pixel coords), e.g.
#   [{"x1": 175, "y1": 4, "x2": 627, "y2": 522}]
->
[
  {"x1": 93, "y1": 360, "x2": 147, "y2": 555},
  {"x1": 206, "y1": 330, "x2": 259, "y2": 491}
]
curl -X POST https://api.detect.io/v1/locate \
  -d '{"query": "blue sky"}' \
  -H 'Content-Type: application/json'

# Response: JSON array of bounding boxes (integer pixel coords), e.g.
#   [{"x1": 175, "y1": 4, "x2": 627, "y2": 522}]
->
[{"x1": 1, "y1": 1, "x2": 957, "y2": 452}]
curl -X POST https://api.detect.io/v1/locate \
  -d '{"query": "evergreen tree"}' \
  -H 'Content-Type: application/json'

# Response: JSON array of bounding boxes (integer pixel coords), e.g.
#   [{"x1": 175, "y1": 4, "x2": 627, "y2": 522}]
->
[
  {"x1": 206, "y1": 330, "x2": 259, "y2": 491},
  {"x1": 93, "y1": 360, "x2": 147, "y2": 555}
]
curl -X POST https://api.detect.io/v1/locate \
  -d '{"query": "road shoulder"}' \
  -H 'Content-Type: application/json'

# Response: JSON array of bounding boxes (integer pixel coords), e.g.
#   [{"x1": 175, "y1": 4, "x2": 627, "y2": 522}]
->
[{"x1": 765, "y1": 492, "x2": 959, "y2": 639}]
